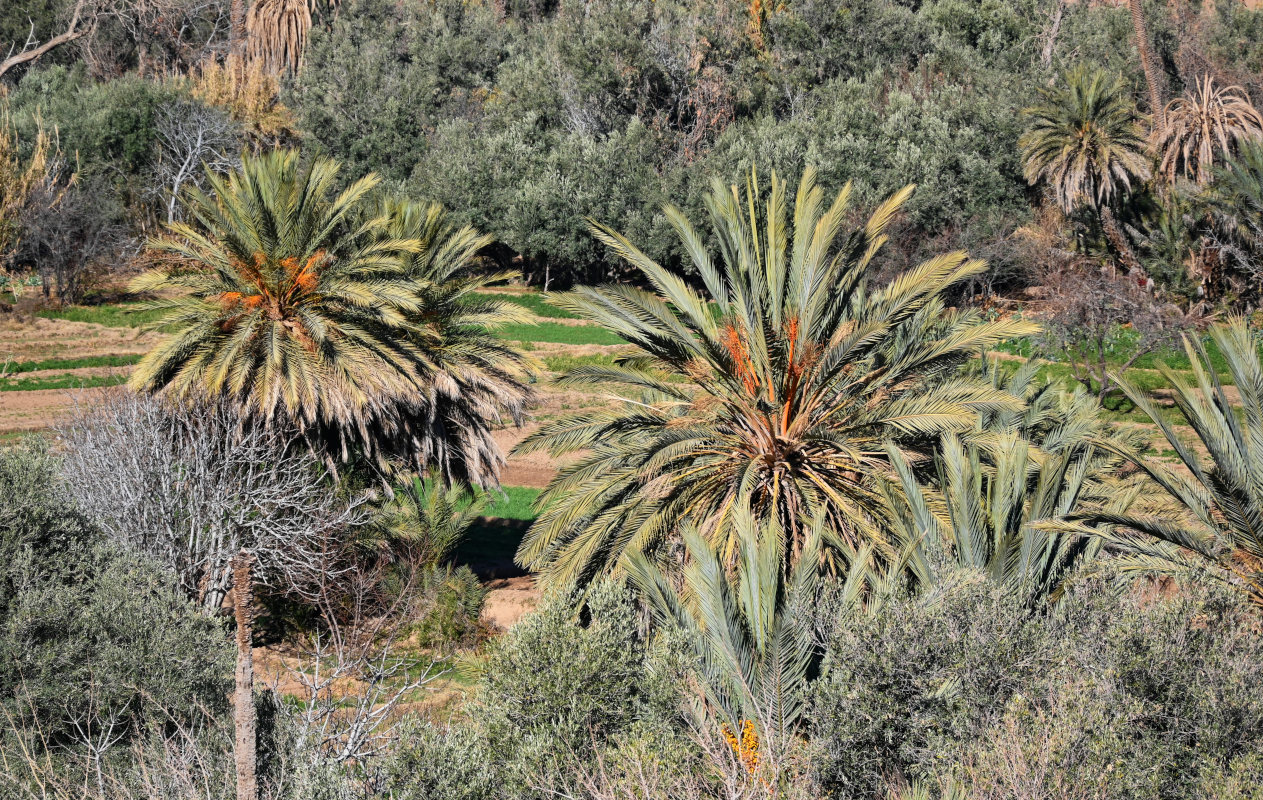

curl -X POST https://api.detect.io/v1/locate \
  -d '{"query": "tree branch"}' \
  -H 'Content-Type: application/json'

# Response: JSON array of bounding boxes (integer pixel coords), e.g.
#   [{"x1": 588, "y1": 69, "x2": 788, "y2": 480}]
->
[{"x1": 0, "y1": 0, "x2": 91, "y2": 82}]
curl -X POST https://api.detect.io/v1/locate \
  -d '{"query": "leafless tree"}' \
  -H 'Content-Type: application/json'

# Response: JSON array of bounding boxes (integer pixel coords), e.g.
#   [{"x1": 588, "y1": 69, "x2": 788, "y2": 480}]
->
[
  {"x1": 1039, "y1": 263, "x2": 1192, "y2": 402},
  {"x1": 151, "y1": 100, "x2": 241, "y2": 224},
  {"x1": 56, "y1": 389, "x2": 370, "y2": 800},
  {"x1": 17, "y1": 175, "x2": 128, "y2": 303},
  {"x1": 57, "y1": 390, "x2": 367, "y2": 612},
  {"x1": 263, "y1": 559, "x2": 444, "y2": 772}
]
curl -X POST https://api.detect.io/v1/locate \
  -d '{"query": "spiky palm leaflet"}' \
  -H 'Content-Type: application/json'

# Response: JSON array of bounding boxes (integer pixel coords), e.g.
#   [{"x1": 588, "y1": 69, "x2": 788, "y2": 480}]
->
[
  {"x1": 626, "y1": 511, "x2": 819, "y2": 773},
  {"x1": 882, "y1": 360, "x2": 1149, "y2": 608},
  {"x1": 1079, "y1": 319, "x2": 1263, "y2": 607}
]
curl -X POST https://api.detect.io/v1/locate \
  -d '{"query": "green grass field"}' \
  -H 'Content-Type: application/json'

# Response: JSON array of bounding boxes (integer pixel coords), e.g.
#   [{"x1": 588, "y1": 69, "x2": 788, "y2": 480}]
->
[
  {"x1": 455, "y1": 486, "x2": 543, "y2": 576},
  {"x1": 482, "y1": 292, "x2": 580, "y2": 319},
  {"x1": 0, "y1": 373, "x2": 128, "y2": 392},
  {"x1": 482, "y1": 486, "x2": 543, "y2": 519},
  {"x1": 38, "y1": 303, "x2": 167, "y2": 328},
  {"x1": 4, "y1": 354, "x2": 144, "y2": 374},
  {"x1": 495, "y1": 321, "x2": 626, "y2": 346}
]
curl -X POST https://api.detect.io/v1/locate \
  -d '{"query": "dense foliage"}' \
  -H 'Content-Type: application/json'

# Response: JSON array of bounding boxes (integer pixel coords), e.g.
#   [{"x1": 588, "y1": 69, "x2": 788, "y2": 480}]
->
[
  {"x1": 0, "y1": 443, "x2": 231, "y2": 761},
  {"x1": 6, "y1": 0, "x2": 1263, "y2": 798}
]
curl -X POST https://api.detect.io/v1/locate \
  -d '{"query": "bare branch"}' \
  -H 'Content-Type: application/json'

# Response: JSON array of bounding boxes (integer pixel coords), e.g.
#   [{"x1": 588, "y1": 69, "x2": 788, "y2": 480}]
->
[
  {"x1": 0, "y1": 0, "x2": 91, "y2": 82},
  {"x1": 55, "y1": 390, "x2": 370, "y2": 613}
]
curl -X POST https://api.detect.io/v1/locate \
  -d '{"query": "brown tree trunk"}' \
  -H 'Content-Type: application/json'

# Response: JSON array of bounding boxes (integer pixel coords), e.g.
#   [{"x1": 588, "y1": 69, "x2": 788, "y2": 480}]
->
[
  {"x1": 1129, "y1": 0, "x2": 1167, "y2": 131},
  {"x1": 231, "y1": 550, "x2": 258, "y2": 800},
  {"x1": 1041, "y1": 0, "x2": 1066, "y2": 70},
  {"x1": 1099, "y1": 205, "x2": 1147, "y2": 283},
  {"x1": 230, "y1": 0, "x2": 249, "y2": 59}
]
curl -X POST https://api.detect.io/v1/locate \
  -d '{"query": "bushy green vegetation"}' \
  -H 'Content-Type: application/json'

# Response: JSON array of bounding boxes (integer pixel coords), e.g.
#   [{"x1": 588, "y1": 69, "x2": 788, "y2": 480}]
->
[
  {"x1": 0, "y1": 442, "x2": 231, "y2": 763},
  {"x1": 6, "y1": 1, "x2": 1263, "y2": 799},
  {"x1": 810, "y1": 570, "x2": 1263, "y2": 799}
]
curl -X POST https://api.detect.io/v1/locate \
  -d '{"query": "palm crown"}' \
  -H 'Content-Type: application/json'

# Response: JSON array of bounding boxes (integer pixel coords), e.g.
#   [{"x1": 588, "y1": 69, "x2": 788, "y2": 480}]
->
[
  {"x1": 1021, "y1": 66, "x2": 1151, "y2": 215},
  {"x1": 130, "y1": 150, "x2": 533, "y2": 485},
  {"x1": 515, "y1": 167, "x2": 1037, "y2": 587},
  {"x1": 1158, "y1": 75, "x2": 1263, "y2": 185}
]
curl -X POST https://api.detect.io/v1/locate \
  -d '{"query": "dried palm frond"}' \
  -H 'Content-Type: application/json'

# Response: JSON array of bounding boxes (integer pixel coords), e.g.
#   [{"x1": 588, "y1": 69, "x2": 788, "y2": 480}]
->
[
  {"x1": 246, "y1": 0, "x2": 313, "y2": 73},
  {"x1": 1157, "y1": 75, "x2": 1263, "y2": 185}
]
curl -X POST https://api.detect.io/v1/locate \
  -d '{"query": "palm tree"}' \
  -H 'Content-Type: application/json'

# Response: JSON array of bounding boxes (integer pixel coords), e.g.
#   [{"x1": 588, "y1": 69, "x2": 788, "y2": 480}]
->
[
  {"x1": 626, "y1": 511, "x2": 819, "y2": 783},
  {"x1": 130, "y1": 151, "x2": 531, "y2": 800},
  {"x1": 1089, "y1": 318, "x2": 1263, "y2": 607},
  {"x1": 1128, "y1": 0, "x2": 1168, "y2": 130},
  {"x1": 1199, "y1": 140, "x2": 1263, "y2": 292},
  {"x1": 130, "y1": 150, "x2": 533, "y2": 488},
  {"x1": 374, "y1": 197, "x2": 536, "y2": 487},
  {"x1": 882, "y1": 360, "x2": 1149, "y2": 608},
  {"x1": 514, "y1": 167, "x2": 1037, "y2": 587},
  {"x1": 1157, "y1": 75, "x2": 1263, "y2": 185},
  {"x1": 1020, "y1": 66, "x2": 1151, "y2": 275}
]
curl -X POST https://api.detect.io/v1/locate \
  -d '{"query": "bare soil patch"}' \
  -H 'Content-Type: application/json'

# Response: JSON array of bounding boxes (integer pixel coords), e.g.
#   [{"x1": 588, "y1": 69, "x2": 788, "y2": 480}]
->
[
  {"x1": 481, "y1": 575, "x2": 540, "y2": 631},
  {"x1": 0, "y1": 386, "x2": 112, "y2": 432}
]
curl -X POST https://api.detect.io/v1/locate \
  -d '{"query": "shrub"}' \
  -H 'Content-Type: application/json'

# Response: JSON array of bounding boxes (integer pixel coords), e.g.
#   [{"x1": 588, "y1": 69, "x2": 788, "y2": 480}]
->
[
  {"x1": 0, "y1": 441, "x2": 231, "y2": 762},
  {"x1": 409, "y1": 564, "x2": 488, "y2": 649},
  {"x1": 287, "y1": 0, "x2": 507, "y2": 184},
  {"x1": 386, "y1": 581, "x2": 690, "y2": 798},
  {"x1": 809, "y1": 568, "x2": 1263, "y2": 799}
]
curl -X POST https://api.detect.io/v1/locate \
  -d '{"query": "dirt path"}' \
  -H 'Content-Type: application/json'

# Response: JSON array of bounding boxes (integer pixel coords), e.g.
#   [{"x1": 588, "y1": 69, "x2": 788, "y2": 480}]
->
[
  {"x1": 0, "y1": 316, "x2": 159, "y2": 362},
  {"x1": 0, "y1": 386, "x2": 112, "y2": 432}
]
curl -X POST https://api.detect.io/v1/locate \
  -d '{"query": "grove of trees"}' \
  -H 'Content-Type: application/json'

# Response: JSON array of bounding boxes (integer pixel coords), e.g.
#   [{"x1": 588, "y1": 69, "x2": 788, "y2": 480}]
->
[{"x1": 3, "y1": 1, "x2": 1263, "y2": 800}]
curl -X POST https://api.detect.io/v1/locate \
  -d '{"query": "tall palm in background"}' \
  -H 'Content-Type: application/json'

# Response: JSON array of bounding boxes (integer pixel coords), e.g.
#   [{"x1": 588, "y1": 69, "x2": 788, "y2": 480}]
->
[
  {"x1": 515, "y1": 167, "x2": 1035, "y2": 587},
  {"x1": 131, "y1": 150, "x2": 532, "y2": 487},
  {"x1": 1128, "y1": 0, "x2": 1168, "y2": 130},
  {"x1": 1088, "y1": 319, "x2": 1263, "y2": 607},
  {"x1": 883, "y1": 361, "x2": 1150, "y2": 608},
  {"x1": 1158, "y1": 76, "x2": 1263, "y2": 185},
  {"x1": 1021, "y1": 66, "x2": 1151, "y2": 275}
]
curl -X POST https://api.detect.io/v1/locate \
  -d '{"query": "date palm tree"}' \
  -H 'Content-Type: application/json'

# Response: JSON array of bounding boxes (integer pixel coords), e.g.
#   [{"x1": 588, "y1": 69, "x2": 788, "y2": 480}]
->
[
  {"x1": 130, "y1": 149, "x2": 532, "y2": 487},
  {"x1": 882, "y1": 360, "x2": 1150, "y2": 608},
  {"x1": 515, "y1": 167, "x2": 1036, "y2": 587},
  {"x1": 1085, "y1": 318, "x2": 1263, "y2": 608},
  {"x1": 1157, "y1": 75, "x2": 1263, "y2": 185},
  {"x1": 1021, "y1": 66, "x2": 1151, "y2": 275},
  {"x1": 627, "y1": 510, "x2": 820, "y2": 784},
  {"x1": 1199, "y1": 140, "x2": 1263, "y2": 292},
  {"x1": 130, "y1": 150, "x2": 531, "y2": 800}
]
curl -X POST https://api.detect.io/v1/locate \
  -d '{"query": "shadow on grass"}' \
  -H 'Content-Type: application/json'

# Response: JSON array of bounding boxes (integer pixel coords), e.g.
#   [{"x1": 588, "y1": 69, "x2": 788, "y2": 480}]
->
[{"x1": 453, "y1": 517, "x2": 532, "y2": 579}]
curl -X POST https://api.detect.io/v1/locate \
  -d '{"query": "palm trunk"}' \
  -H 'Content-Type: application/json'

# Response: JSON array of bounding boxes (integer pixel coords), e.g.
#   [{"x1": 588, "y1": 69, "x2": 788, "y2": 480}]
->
[
  {"x1": 230, "y1": 0, "x2": 248, "y2": 60},
  {"x1": 232, "y1": 550, "x2": 258, "y2": 800},
  {"x1": 1099, "y1": 205, "x2": 1146, "y2": 281},
  {"x1": 1041, "y1": 0, "x2": 1066, "y2": 70},
  {"x1": 1129, "y1": 0, "x2": 1167, "y2": 131}
]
